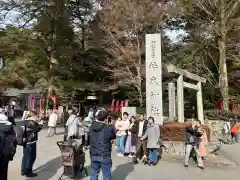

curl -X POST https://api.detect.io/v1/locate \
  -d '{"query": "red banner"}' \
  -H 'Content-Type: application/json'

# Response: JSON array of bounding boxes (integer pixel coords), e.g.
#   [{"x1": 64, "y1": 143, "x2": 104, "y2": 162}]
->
[
  {"x1": 51, "y1": 95, "x2": 56, "y2": 109},
  {"x1": 40, "y1": 93, "x2": 44, "y2": 112},
  {"x1": 33, "y1": 96, "x2": 36, "y2": 109},
  {"x1": 120, "y1": 101, "x2": 124, "y2": 113},
  {"x1": 115, "y1": 100, "x2": 119, "y2": 113},
  {"x1": 124, "y1": 100, "x2": 128, "y2": 107},
  {"x1": 29, "y1": 95, "x2": 32, "y2": 110},
  {"x1": 110, "y1": 99, "x2": 115, "y2": 112}
]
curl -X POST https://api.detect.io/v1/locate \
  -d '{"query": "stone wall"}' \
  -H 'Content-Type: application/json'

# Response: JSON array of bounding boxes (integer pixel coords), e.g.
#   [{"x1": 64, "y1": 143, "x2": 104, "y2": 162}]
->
[
  {"x1": 160, "y1": 122, "x2": 211, "y2": 141},
  {"x1": 205, "y1": 119, "x2": 224, "y2": 137}
]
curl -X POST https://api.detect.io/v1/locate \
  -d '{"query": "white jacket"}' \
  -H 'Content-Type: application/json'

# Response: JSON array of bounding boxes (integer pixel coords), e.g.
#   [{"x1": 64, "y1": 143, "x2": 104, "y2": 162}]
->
[
  {"x1": 48, "y1": 112, "x2": 58, "y2": 127},
  {"x1": 0, "y1": 113, "x2": 8, "y2": 121}
]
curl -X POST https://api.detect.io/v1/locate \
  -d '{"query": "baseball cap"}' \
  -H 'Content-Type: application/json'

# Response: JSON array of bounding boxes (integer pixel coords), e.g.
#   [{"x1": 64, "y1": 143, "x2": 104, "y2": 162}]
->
[{"x1": 95, "y1": 108, "x2": 107, "y2": 121}]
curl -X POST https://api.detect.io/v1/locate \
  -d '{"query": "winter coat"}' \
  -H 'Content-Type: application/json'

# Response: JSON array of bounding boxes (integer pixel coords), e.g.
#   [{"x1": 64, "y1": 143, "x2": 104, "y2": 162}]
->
[
  {"x1": 65, "y1": 115, "x2": 84, "y2": 138},
  {"x1": 83, "y1": 111, "x2": 94, "y2": 132},
  {"x1": 136, "y1": 120, "x2": 148, "y2": 137},
  {"x1": 142, "y1": 123, "x2": 160, "y2": 149},
  {"x1": 48, "y1": 112, "x2": 58, "y2": 127},
  {"x1": 25, "y1": 117, "x2": 43, "y2": 144},
  {"x1": 185, "y1": 125, "x2": 202, "y2": 145},
  {"x1": 90, "y1": 121, "x2": 116, "y2": 157},
  {"x1": 129, "y1": 122, "x2": 138, "y2": 146},
  {"x1": 199, "y1": 130, "x2": 208, "y2": 157},
  {"x1": 115, "y1": 120, "x2": 130, "y2": 136}
]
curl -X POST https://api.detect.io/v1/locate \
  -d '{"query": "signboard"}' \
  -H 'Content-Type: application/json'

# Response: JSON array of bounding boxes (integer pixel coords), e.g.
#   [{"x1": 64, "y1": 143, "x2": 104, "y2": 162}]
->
[
  {"x1": 145, "y1": 34, "x2": 163, "y2": 124},
  {"x1": 122, "y1": 107, "x2": 136, "y2": 120}
]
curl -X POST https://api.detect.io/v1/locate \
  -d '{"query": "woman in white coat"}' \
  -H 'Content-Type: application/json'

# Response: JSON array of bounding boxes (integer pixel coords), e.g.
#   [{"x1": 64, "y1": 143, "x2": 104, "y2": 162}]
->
[{"x1": 47, "y1": 110, "x2": 58, "y2": 137}]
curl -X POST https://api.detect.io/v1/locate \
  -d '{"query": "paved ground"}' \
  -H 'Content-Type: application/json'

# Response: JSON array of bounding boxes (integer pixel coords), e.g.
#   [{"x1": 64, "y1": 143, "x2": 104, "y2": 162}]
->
[{"x1": 8, "y1": 125, "x2": 240, "y2": 180}]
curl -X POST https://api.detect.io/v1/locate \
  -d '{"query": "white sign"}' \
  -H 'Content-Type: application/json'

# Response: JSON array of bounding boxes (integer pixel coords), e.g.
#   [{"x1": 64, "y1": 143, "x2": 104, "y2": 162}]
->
[
  {"x1": 145, "y1": 34, "x2": 163, "y2": 124},
  {"x1": 122, "y1": 107, "x2": 136, "y2": 120}
]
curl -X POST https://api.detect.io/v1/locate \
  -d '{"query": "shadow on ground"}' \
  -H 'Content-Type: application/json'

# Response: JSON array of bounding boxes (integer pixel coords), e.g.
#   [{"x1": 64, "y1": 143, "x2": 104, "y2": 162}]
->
[
  {"x1": 27, "y1": 156, "x2": 62, "y2": 180},
  {"x1": 112, "y1": 162, "x2": 134, "y2": 180}
]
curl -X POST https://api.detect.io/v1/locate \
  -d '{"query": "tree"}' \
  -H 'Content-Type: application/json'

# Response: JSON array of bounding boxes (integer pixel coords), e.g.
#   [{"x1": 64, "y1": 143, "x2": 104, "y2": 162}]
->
[
  {"x1": 178, "y1": 0, "x2": 240, "y2": 111},
  {"x1": 91, "y1": 0, "x2": 173, "y2": 107}
]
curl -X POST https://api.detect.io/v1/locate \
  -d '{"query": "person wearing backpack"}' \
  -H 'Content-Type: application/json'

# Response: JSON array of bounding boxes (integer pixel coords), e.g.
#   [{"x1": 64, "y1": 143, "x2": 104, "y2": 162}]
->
[
  {"x1": 21, "y1": 110, "x2": 43, "y2": 177},
  {"x1": 0, "y1": 108, "x2": 17, "y2": 180}
]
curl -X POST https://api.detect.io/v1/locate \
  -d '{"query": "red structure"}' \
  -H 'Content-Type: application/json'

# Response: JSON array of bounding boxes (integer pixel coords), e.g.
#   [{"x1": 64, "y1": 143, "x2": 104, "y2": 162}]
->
[{"x1": 110, "y1": 99, "x2": 128, "y2": 113}]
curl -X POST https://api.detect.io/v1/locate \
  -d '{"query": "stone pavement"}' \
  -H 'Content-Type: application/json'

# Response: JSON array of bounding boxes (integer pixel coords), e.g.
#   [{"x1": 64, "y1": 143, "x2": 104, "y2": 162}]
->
[{"x1": 8, "y1": 126, "x2": 240, "y2": 180}]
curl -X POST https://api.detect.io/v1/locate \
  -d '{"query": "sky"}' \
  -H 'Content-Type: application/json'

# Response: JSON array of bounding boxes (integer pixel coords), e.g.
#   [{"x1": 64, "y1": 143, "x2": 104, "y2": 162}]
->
[{"x1": 0, "y1": 8, "x2": 185, "y2": 43}]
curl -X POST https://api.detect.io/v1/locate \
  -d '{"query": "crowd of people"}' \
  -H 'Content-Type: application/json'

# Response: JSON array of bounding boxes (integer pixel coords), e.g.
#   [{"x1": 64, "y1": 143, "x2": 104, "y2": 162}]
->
[
  {"x1": 222, "y1": 117, "x2": 240, "y2": 144},
  {"x1": 1, "y1": 104, "x2": 238, "y2": 180},
  {"x1": 115, "y1": 113, "x2": 160, "y2": 165}
]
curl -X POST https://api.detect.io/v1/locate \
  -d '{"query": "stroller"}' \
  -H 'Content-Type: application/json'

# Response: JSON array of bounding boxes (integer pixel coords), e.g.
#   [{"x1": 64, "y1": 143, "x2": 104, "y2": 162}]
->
[{"x1": 57, "y1": 140, "x2": 88, "y2": 180}]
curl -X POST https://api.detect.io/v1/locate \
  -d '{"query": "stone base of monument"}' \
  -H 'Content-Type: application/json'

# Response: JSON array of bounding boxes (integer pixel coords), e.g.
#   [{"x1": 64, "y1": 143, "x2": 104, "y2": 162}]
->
[
  {"x1": 160, "y1": 141, "x2": 236, "y2": 168},
  {"x1": 160, "y1": 122, "x2": 211, "y2": 141}
]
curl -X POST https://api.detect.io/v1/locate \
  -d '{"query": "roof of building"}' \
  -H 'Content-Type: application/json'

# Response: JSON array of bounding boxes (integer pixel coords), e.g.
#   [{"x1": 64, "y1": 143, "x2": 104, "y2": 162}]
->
[{"x1": 1, "y1": 88, "x2": 42, "y2": 97}]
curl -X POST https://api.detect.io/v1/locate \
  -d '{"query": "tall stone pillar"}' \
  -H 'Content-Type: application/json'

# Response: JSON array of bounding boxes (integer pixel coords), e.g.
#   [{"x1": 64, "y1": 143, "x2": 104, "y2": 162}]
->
[
  {"x1": 177, "y1": 75, "x2": 184, "y2": 122},
  {"x1": 197, "y1": 82, "x2": 204, "y2": 124},
  {"x1": 145, "y1": 34, "x2": 163, "y2": 124},
  {"x1": 168, "y1": 82, "x2": 176, "y2": 120}
]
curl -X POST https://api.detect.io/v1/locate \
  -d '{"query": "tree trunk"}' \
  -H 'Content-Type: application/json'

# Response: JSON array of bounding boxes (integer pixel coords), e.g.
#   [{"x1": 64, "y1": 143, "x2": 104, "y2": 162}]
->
[
  {"x1": 138, "y1": 87, "x2": 144, "y2": 107},
  {"x1": 136, "y1": 77, "x2": 143, "y2": 107},
  {"x1": 218, "y1": 2, "x2": 229, "y2": 111}
]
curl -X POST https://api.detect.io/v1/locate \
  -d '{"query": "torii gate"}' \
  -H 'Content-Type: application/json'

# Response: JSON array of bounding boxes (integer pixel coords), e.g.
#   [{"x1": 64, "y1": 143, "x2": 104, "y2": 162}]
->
[{"x1": 145, "y1": 34, "x2": 206, "y2": 125}]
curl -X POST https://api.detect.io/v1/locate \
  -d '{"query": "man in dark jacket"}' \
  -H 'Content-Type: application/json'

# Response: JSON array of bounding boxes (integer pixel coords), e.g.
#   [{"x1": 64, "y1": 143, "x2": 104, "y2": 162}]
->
[
  {"x1": 0, "y1": 116, "x2": 17, "y2": 180},
  {"x1": 184, "y1": 120, "x2": 204, "y2": 169},
  {"x1": 136, "y1": 114, "x2": 148, "y2": 161},
  {"x1": 89, "y1": 108, "x2": 116, "y2": 180},
  {"x1": 21, "y1": 110, "x2": 43, "y2": 177}
]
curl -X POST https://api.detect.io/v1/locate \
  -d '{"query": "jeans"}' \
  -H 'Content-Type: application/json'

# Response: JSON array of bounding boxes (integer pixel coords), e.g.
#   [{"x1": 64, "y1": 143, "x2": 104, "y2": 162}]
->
[
  {"x1": 90, "y1": 156, "x2": 112, "y2": 180},
  {"x1": 149, "y1": 149, "x2": 158, "y2": 163},
  {"x1": 184, "y1": 144, "x2": 203, "y2": 166},
  {"x1": 21, "y1": 143, "x2": 37, "y2": 173},
  {"x1": 116, "y1": 135, "x2": 125, "y2": 155}
]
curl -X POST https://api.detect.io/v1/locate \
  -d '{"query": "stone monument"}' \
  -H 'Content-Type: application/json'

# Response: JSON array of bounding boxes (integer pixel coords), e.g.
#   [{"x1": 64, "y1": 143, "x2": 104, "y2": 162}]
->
[
  {"x1": 145, "y1": 34, "x2": 163, "y2": 124},
  {"x1": 145, "y1": 34, "x2": 206, "y2": 124}
]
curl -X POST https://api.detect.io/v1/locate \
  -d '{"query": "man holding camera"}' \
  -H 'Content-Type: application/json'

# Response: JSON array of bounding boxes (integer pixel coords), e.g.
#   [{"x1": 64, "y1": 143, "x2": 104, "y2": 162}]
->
[
  {"x1": 89, "y1": 108, "x2": 116, "y2": 180},
  {"x1": 184, "y1": 120, "x2": 204, "y2": 169}
]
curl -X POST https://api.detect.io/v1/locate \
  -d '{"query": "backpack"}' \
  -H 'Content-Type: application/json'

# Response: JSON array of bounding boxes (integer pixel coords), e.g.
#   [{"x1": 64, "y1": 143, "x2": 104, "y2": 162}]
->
[
  {"x1": 0, "y1": 132, "x2": 17, "y2": 160},
  {"x1": 16, "y1": 125, "x2": 26, "y2": 146}
]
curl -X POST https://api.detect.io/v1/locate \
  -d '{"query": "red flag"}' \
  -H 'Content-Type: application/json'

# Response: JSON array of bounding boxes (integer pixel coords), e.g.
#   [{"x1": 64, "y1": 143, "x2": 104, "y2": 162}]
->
[
  {"x1": 120, "y1": 101, "x2": 124, "y2": 113},
  {"x1": 40, "y1": 93, "x2": 43, "y2": 112},
  {"x1": 115, "y1": 100, "x2": 119, "y2": 113},
  {"x1": 33, "y1": 96, "x2": 36, "y2": 109},
  {"x1": 110, "y1": 99, "x2": 115, "y2": 112},
  {"x1": 124, "y1": 100, "x2": 128, "y2": 107}
]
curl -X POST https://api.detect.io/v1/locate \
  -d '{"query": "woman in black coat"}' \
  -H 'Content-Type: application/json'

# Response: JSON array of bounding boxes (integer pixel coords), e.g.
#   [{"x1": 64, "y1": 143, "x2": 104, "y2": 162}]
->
[{"x1": 128, "y1": 116, "x2": 138, "y2": 157}]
